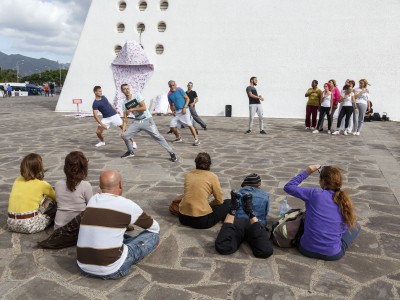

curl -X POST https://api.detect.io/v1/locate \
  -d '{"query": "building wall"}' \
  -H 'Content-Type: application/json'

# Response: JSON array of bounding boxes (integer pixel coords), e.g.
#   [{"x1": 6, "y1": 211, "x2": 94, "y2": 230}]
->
[{"x1": 57, "y1": 0, "x2": 400, "y2": 121}]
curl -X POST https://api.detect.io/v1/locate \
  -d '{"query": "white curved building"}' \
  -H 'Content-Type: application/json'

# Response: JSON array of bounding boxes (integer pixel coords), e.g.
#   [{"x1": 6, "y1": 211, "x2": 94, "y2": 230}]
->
[{"x1": 57, "y1": 0, "x2": 400, "y2": 121}]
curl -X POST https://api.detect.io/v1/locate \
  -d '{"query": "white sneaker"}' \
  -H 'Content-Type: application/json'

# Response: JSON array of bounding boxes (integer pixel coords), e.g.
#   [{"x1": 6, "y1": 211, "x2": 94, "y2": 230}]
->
[
  {"x1": 193, "y1": 139, "x2": 201, "y2": 146},
  {"x1": 132, "y1": 142, "x2": 137, "y2": 149},
  {"x1": 305, "y1": 127, "x2": 310, "y2": 130},
  {"x1": 310, "y1": 127, "x2": 315, "y2": 130},
  {"x1": 332, "y1": 131, "x2": 340, "y2": 135},
  {"x1": 327, "y1": 130, "x2": 331, "y2": 134},
  {"x1": 95, "y1": 141, "x2": 106, "y2": 147},
  {"x1": 312, "y1": 129, "x2": 319, "y2": 134},
  {"x1": 356, "y1": 132, "x2": 360, "y2": 136},
  {"x1": 344, "y1": 130, "x2": 348, "y2": 136}
]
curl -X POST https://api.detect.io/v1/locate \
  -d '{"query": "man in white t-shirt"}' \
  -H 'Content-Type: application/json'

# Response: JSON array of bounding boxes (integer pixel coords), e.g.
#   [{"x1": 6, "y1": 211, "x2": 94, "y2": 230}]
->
[
  {"x1": 77, "y1": 170, "x2": 160, "y2": 279},
  {"x1": 120, "y1": 83, "x2": 177, "y2": 162}
]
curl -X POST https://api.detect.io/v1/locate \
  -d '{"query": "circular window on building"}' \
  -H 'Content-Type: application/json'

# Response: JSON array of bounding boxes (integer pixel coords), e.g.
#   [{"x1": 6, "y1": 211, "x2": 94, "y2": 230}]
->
[
  {"x1": 155, "y1": 44, "x2": 164, "y2": 55},
  {"x1": 158, "y1": 22, "x2": 166, "y2": 32},
  {"x1": 137, "y1": 23, "x2": 145, "y2": 33},
  {"x1": 115, "y1": 45, "x2": 122, "y2": 55},
  {"x1": 119, "y1": 1, "x2": 127, "y2": 11},
  {"x1": 117, "y1": 23, "x2": 125, "y2": 33},
  {"x1": 139, "y1": 1, "x2": 147, "y2": 11},
  {"x1": 160, "y1": 1, "x2": 168, "y2": 11}
]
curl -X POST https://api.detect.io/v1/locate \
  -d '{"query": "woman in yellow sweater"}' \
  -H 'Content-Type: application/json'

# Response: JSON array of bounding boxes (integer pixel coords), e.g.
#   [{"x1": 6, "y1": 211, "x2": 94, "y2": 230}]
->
[
  {"x1": 7, "y1": 153, "x2": 56, "y2": 233},
  {"x1": 178, "y1": 152, "x2": 230, "y2": 229}
]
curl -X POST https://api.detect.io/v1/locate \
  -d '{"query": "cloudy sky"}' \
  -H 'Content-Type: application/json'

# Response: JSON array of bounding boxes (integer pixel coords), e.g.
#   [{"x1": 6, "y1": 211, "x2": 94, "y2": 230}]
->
[{"x1": 0, "y1": 0, "x2": 91, "y2": 63}]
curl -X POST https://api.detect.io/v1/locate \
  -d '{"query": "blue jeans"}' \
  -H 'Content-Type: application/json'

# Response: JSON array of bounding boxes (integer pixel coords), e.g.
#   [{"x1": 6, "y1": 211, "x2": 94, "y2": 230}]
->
[
  {"x1": 79, "y1": 230, "x2": 159, "y2": 280},
  {"x1": 298, "y1": 223, "x2": 361, "y2": 261}
]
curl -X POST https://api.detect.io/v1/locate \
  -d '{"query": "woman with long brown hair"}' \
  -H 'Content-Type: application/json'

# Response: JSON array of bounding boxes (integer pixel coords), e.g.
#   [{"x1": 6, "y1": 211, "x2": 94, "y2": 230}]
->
[
  {"x1": 54, "y1": 151, "x2": 93, "y2": 229},
  {"x1": 284, "y1": 165, "x2": 360, "y2": 260}
]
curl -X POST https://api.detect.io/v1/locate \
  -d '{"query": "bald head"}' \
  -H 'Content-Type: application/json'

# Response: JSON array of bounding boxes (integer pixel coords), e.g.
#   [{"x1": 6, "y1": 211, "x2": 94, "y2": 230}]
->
[{"x1": 99, "y1": 170, "x2": 122, "y2": 194}]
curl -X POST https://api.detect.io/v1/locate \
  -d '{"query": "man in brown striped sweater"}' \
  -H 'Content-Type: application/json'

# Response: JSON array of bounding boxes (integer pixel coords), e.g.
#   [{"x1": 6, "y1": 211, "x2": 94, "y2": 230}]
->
[{"x1": 76, "y1": 170, "x2": 160, "y2": 279}]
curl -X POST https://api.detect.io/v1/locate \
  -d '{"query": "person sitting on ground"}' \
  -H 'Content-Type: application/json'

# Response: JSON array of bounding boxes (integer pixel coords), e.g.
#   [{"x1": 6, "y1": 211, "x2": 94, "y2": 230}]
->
[
  {"x1": 54, "y1": 151, "x2": 93, "y2": 230},
  {"x1": 38, "y1": 151, "x2": 93, "y2": 249},
  {"x1": 7, "y1": 153, "x2": 56, "y2": 233},
  {"x1": 76, "y1": 170, "x2": 160, "y2": 279},
  {"x1": 178, "y1": 152, "x2": 230, "y2": 229},
  {"x1": 215, "y1": 174, "x2": 273, "y2": 258},
  {"x1": 284, "y1": 165, "x2": 361, "y2": 261}
]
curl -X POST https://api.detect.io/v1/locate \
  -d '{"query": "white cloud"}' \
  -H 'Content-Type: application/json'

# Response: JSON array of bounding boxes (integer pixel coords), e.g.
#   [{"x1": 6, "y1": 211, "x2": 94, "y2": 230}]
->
[{"x1": 0, "y1": 0, "x2": 90, "y2": 62}]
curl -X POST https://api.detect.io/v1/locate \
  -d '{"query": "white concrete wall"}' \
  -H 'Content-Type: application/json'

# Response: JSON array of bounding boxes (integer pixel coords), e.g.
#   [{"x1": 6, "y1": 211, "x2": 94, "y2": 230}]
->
[{"x1": 57, "y1": 0, "x2": 400, "y2": 121}]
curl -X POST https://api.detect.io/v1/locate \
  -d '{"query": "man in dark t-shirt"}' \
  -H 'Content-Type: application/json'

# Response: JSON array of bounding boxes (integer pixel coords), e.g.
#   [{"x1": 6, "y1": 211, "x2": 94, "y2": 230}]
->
[
  {"x1": 186, "y1": 82, "x2": 207, "y2": 130},
  {"x1": 246, "y1": 77, "x2": 266, "y2": 134},
  {"x1": 92, "y1": 85, "x2": 137, "y2": 148}
]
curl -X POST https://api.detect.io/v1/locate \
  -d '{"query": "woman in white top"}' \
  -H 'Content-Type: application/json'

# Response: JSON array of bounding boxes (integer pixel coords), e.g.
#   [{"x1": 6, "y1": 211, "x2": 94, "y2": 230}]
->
[
  {"x1": 353, "y1": 79, "x2": 370, "y2": 135},
  {"x1": 54, "y1": 151, "x2": 93, "y2": 229},
  {"x1": 313, "y1": 83, "x2": 333, "y2": 134},
  {"x1": 332, "y1": 85, "x2": 357, "y2": 135}
]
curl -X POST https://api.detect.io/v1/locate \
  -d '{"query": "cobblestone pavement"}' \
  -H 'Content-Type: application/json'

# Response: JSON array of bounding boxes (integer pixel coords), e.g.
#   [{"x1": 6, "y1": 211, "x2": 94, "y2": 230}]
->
[{"x1": 0, "y1": 96, "x2": 400, "y2": 299}]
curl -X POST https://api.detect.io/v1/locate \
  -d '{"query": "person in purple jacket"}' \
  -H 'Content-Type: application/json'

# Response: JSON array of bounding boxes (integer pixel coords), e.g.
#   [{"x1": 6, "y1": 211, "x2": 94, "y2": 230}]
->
[{"x1": 284, "y1": 165, "x2": 360, "y2": 261}]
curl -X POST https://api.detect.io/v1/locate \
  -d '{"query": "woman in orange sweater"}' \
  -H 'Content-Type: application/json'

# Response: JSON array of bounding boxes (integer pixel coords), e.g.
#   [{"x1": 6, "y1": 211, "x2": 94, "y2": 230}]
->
[{"x1": 179, "y1": 152, "x2": 230, "y2": 229}]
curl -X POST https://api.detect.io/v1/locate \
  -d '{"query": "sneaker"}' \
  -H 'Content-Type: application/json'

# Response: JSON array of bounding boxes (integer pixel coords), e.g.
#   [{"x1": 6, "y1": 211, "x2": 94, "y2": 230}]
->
[
  {"x1": 327, "y1": 130, "x2": 331, "y2": 134},
  {"x1": 120, "y1": 151, "x2": 134, "y2": 158},
  {"x1": 95, "y1": 141, "x2": 106, "y2": 147},
  {"x1": 312, "y1": 129, "x2": 319, "y2": 134},
  {"x1": 229, "y1": 190, "x2": 241, "y2": 215},
  {"x1": 260, "y1": 130, "x2": 267, "y2": 134},
  {"x1": 170, "y1": 152, "x2": 178, "y2": 162},
  {"x1": 203, "y1": 126, "x2": 207, "y2": 130},
  {"x1": 356, "y1": 132, "x2": 360, "y2": 136},
  {"x1": 245, "y1": 130, "x2": 251, "y2": 134},
  {"x1": 167, "y1": 129, "x2": 173, "y2": 134},
  {"x1": 242, "y1": 193, "x2": 254, "y2": 216},
  {"x1": 305, "y1": 127, "x2": 310, "y2": 130},
  {"x1": 332, "y1": 130, "x2": 340, "y2": 135},
  {"x1": 310, "y1": 127, "x2": 315, "y2": 130},
  {"x1": 173, "y1": 137, "x2": 183, "y2": 143},
  {"x1": 343, "y1": 130, "x2": 348, "y2": 136},
  {"x1": 131, "y1": 142, "x2": 137, "y2": 149},
  {"x1": 193, "y1": 139, "x2": 200, "y2": 146}
]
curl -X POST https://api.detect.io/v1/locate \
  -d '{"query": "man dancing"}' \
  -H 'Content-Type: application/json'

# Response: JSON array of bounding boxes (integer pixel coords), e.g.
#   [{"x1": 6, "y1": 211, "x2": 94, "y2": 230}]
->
[
  {"x1": 186, "y1": 82, "x2": 207, "y2": 131},
  {"x1": 245, "y1": 77, "x2": 266, "y2": 134},
  {"x1": 120, "y1": 84, "x2": 177, "y2": 162},
  {"x1": 167, "y1": 80, "x2": 200, "y2": 146},
  {"x1": 92, "y1": 86, "x2": 137, "y2": 149}
]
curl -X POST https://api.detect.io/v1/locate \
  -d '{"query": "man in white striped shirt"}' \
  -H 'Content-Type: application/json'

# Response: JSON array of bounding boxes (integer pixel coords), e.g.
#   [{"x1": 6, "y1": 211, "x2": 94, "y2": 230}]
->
[{"x1": 76, "y1": 170, "x2": 160, "y2": 279}]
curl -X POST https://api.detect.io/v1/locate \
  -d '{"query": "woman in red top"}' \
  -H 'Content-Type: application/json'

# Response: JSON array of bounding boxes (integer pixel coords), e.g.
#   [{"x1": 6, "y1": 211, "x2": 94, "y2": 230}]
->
[{"x1": 328, "y1": 79, "x2": 341, "y2": 123}]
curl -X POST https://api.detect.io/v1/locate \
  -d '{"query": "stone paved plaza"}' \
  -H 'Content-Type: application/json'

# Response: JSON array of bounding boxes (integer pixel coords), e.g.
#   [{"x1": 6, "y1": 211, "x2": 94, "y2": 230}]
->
[{"x1": 0, "y1": 96, "x2": 400, "y2": 300}]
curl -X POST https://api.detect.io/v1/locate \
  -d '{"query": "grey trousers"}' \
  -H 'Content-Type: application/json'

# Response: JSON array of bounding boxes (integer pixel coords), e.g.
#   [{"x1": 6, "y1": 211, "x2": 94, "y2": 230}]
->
[
  {"x1": 248, "y1": 104, "x2": 264, "y2": 131},
  {"x1": 354, "y1": 103, "x2": 367, "y2": 133},
  {"x1": 123, "y1": 118, "x2": 173, "y2": 153},
  {"x1": 189, "y1": 106, "x2": 207, "y2": 129}
]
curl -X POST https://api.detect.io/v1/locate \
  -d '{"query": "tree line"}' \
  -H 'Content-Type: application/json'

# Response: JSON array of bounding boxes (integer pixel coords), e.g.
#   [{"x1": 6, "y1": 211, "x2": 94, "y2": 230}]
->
[{"x1": 0, "y1": 69, "x2": 68, "y2": 86}]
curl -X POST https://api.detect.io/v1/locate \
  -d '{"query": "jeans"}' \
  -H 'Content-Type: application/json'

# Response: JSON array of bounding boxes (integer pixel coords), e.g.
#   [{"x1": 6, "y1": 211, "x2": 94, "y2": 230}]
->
[
  {"x1": 248, "y1": 104, "x2": 264, "y2": 131},
  {"x1": 123, "y1": 118, "x2": 173, "y2": 154},
  {"x1": 305, "y1": 105, "x2": 319, "y2": 128},
  {"x1": 298, "y1": 223, "x2": 361, "y2": 261},
  {"x1": 317, "y1": 106, "x2": 332, "y2": 131},
  {"x1": 79, "y1": 230, "x2": 159, "y2": 280},
  {"x1": 189, "y1": 106, "x2": 207, "y2": 129},
  {"x1": 215, "y1": 218, "x2": 273, "y2": 258},
  {"x1": 336, "y1": 106, "x2": 354, "y2": 130},
  {"x1": 179, "y1": 199, "x2": 231, "y2": 229},
  {"x1": 354, "y1": 103, "x2": 367, "y2": 133}
]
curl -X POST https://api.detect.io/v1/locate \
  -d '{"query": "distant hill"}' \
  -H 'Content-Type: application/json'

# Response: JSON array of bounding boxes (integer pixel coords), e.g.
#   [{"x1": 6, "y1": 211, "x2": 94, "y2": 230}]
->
[{"x1": 0, "y1": 51, "x2": 70, "y2": 76}]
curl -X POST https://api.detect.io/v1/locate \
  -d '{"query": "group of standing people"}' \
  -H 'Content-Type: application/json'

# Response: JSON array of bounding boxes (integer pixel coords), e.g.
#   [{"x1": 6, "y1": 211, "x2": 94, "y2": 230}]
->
[
  {"x1": 305, "y1": 79, "x2": 371, "y2": 136},
  {"x1": 2, "y1": 83, "x2": 12, "y2": 97}
]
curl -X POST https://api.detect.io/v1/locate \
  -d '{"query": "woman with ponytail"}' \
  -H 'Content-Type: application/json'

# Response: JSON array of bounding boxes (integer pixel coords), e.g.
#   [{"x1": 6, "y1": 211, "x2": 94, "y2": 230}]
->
[{"x1": 284, "y1": 165, "x2": 360, "y2": 260}]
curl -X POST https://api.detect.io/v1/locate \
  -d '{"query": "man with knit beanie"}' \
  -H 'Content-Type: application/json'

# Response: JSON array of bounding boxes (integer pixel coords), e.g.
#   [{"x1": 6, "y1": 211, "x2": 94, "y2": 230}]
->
[{"x1": 214, "y1": 174, "x2": 273, "y2": 258}]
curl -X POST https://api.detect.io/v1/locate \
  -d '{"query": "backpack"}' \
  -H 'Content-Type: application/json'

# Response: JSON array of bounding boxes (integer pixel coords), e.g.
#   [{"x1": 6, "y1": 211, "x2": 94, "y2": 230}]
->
[{"x1": 271, "y1": 209, "x2": 305, "y2": 248}]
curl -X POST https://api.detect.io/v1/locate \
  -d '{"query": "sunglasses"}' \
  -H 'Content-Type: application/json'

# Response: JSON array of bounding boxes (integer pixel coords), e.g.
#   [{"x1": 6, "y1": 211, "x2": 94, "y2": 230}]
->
[{"x1": 317, "y1": 166, "x2": 324, "y2": 174}]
